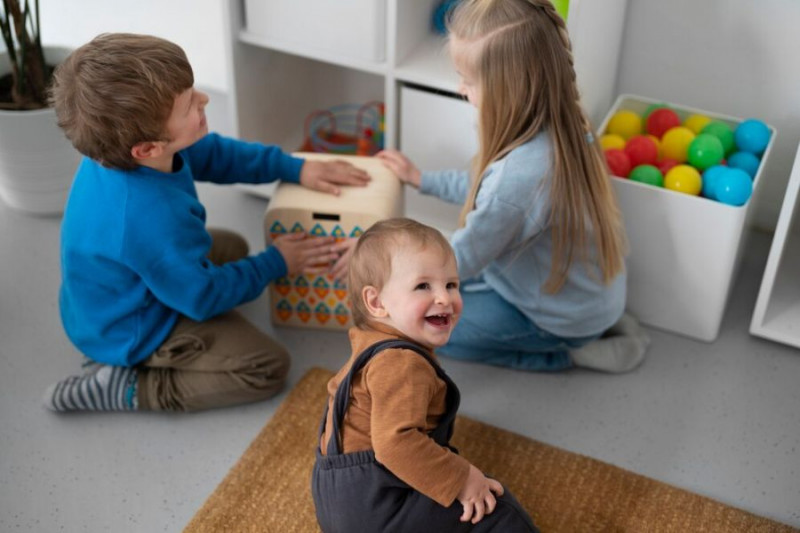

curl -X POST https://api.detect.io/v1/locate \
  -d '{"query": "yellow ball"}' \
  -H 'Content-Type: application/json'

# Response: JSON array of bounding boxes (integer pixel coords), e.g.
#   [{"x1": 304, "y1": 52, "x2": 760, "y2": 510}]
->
[
  {"x1": 647, "y1": 134, "x2": 663, "y2": 159},
  {"x1": 664, "y1": 164, "x2": 702, "y2": 195},
  {"x1": 661, "y1": 126, "x2": 696, "y2": 163},
  {"x1": 606, "y1": 110, "x2": 642, "y2": 140},
  {"x1": 600, "y1": 133, "x2": 626, "y2": 151},
  {"x1": 683, "y1": 114, "x2": 712, "y2": 135}
]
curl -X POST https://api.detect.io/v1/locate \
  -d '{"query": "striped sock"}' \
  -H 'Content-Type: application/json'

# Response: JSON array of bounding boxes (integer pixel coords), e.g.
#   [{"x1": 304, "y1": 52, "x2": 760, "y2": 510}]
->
[{"x1": 43, "y1": 365, "x2": 138, "y2": 412}]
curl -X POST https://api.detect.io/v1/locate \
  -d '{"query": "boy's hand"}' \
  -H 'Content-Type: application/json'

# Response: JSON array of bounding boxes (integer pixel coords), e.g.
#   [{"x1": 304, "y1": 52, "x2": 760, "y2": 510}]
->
[
  {"x1": 272, "y1": 233, "x2": 337, "y2": 276},
  {"x1": 456, "y1": 464, "x2": 504, "y2": 524},
  {"x1": 376, "y1": 149, "x2": 421, "y2": 188},
  {"x1": 329, "y1": 238, "x2": 358, "y2": 281},
  {"x1": 300, "y1": 160, "x2": 370, "y2": 196}
]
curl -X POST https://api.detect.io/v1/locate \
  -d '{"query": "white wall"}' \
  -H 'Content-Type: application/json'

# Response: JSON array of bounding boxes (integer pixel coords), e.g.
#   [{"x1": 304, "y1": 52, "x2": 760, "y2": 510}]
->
[
  {"x1": 38, "y1": 0, "x2": 230, "y2": 94},
  {"x1": 616, "y1": 0, "x2": 800, "y2": 231}
]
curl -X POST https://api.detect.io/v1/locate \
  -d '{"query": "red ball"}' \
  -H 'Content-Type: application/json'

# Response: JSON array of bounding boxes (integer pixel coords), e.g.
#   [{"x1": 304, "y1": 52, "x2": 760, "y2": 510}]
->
[
  {"x1": 624, "y1": 135, "x2": 659, "y2": 167},
  {"x1": 605, "y1": 148, "x2": 632, "y2": 178},
  {"x1": 656, "y1": 158, "x2": 679, "y2": 175},
  {"x1": 646, "y1": 108, "x2": 682, "y2": 138}
]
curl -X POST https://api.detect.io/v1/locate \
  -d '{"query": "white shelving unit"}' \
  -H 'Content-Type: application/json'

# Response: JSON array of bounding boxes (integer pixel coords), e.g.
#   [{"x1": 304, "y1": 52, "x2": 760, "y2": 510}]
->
[
  {"x1": 224, "y1": 0, "x2": 629, "y2": 228},
  {"x1": 750, "y1": 142, "x2": 800, "y2": 349}
]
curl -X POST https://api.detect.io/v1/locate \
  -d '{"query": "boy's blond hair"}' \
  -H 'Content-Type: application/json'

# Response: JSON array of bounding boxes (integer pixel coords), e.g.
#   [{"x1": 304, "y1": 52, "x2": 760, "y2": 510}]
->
[
  {"x1": 348, "y1": 218, "x2": 455, "y2": 328},
  {"x1": 49, "y1": 33, "x2": 194, "y2": 170}
]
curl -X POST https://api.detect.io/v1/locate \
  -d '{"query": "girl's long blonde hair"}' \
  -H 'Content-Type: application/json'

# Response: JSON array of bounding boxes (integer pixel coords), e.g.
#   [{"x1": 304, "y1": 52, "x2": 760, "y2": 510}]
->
[{"x1": 449, "y1": 0, "x2": 626, "y2": 293}]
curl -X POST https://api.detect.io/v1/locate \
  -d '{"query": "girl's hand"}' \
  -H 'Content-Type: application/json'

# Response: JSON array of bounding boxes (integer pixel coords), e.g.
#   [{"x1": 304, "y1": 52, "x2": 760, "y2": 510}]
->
[
  {"x1": 272, "y1": 233, "x2": 337, "y2": 275},
  {"x1": 456, "y1": 464, "x2": 504, "y2": 524},
  {"x1": 376, "y1": 149, "x2": 422, "y2": 188},
  {"x1": 329, "y1": 238, "x2": 358, "y2": 281},
  {"x1": 300, "y1": 160, "x2": 370, "y2": 195}
]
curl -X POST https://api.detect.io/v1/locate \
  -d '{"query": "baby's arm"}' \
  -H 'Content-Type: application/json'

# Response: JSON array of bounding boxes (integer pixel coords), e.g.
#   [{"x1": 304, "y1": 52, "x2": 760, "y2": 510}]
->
[{"x1": 366, "y1": 353, "x2": 473, "y2": 510}]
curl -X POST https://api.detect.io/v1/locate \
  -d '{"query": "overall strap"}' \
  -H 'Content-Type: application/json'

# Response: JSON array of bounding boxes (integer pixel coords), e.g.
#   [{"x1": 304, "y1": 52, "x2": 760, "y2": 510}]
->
[{"x1": 324, "y1": 339, "x2": 460, "y2": 456}]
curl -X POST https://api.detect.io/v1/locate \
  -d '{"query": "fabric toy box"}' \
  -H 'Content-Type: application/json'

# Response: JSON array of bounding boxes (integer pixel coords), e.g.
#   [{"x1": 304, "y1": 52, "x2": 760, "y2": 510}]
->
[{"x1": 263, "y1": 153, "x2": 402, "y2": 330}]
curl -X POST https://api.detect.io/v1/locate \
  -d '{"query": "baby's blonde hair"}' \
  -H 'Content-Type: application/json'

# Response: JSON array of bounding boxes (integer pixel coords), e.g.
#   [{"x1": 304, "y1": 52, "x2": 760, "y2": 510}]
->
[
  {"x1": 347, "y1": 218, "x2": 454, "y2": 328},
  {"x1": 448, "y1": 0, "x2": 626, "y2": 292}
]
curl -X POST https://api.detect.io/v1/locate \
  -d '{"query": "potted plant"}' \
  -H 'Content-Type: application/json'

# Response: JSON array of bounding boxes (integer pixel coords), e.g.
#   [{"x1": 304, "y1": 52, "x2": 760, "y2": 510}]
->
[{"x1": 0, "y1": 0, "x2": 79, "y2": 215}]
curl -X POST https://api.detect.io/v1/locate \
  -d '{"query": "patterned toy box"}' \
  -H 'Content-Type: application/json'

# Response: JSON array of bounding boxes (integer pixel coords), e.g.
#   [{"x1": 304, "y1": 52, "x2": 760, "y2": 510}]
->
[{"x1": 264, "y1": 153, "x2": 402, "y2": 330}]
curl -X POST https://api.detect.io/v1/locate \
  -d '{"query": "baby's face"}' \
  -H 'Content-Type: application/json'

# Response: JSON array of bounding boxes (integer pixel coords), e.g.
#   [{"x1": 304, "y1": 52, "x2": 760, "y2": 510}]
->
[{"x1": 376, "y1": 244, "x2": 462, "y2": 349}]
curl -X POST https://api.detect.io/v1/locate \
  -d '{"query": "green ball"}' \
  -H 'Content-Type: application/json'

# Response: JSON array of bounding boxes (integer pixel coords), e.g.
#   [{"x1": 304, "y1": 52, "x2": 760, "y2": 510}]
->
[
  {"x1": 687, "y1": 133, "x2": 724, "y2": 171},
  {"x1": 642, "y1": 103, "x2": 670, "y2": 121},
  {"x1": 701, "y1": 121, "x2": 735, "y2": 156},
  {"x1": 629, "y1": 164, "x2": 664, "y2": 187}
]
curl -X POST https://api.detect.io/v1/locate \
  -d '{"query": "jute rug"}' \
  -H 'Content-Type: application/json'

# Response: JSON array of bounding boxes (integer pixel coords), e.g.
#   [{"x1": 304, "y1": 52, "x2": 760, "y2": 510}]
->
[{"x1": 185, "y1": 367, "x2": 796, "y2": 532}]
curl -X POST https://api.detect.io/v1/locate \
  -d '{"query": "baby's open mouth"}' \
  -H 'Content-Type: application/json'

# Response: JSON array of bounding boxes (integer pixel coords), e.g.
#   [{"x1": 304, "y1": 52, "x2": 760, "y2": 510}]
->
[{"x1": 425, "y1": 314, "x2": 450, "y2": 327}]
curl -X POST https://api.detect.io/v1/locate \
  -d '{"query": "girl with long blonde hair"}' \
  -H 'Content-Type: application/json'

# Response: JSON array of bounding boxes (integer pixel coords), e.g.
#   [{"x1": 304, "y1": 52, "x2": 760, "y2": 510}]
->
[{"x1": 378, "y1": 0, "x2": 649, "y2": 373}]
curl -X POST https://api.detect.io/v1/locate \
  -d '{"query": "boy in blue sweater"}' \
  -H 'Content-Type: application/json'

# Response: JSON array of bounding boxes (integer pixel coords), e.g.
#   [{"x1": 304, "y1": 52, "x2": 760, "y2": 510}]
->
[{"x1": 43, "y1": 33, "x2": 369, "y2": 412}]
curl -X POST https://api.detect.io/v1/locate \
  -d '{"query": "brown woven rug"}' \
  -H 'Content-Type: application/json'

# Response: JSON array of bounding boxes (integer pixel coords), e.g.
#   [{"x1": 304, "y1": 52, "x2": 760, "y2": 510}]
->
[{"x1": 185, "y1": 367, "x2": 795, "y2": 533}]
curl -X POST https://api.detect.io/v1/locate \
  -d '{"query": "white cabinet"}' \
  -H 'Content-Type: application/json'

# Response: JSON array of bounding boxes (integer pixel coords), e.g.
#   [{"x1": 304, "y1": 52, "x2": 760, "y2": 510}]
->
[
  {"x1": 750, "y1": 142, "x2": 800, "y2": 349},
  {"x1": 225, "y1": 0, "x2": 629, "y2": 224}
]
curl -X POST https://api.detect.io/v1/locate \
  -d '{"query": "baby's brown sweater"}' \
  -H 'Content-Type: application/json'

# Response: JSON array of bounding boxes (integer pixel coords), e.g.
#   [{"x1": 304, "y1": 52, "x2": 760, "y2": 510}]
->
[{"x1": 320, "y1": 324, "x2": 470, "y2": 507}]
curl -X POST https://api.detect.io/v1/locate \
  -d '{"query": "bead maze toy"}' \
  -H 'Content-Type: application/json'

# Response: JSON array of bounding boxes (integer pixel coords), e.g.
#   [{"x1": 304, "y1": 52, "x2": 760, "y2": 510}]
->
[
  {"x1": 299, "y1": 101, "x2": 384, "y2": 156},
  {"x1": 263, "y1": 153, "x2": 402, "y2": 330}
]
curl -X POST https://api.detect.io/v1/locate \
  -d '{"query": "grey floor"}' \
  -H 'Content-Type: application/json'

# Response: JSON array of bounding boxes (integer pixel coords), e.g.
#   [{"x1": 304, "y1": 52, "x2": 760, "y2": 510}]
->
[{"x1": 2, "y1": 115, "x2": 800, "y2": 530}]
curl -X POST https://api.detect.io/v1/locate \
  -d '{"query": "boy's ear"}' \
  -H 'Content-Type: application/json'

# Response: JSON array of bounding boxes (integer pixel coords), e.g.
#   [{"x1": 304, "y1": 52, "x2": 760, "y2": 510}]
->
[
  {"x1": 362, "y1": 285, "x2": 387, "y2": 318},
  {"x1": 131, "y1": 141, "x2": 165, "y2": 161}
]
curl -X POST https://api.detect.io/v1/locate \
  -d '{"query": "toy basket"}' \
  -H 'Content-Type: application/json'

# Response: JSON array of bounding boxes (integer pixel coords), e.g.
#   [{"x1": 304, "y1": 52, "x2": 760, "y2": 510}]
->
[{"x1": 300, "y1": 101, "x2": 384, "y2": 155}]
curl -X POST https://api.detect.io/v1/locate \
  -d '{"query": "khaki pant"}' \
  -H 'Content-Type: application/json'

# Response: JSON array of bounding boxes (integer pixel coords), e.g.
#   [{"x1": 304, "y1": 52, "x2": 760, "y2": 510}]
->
[{"x1": 136, "y1": 229, "x2": 290, "y2": 412}]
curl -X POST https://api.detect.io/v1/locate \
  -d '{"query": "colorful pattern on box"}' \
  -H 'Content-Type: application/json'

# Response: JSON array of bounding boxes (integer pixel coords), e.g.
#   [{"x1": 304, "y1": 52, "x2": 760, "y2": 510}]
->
[{"x1": 269, "y1": 221, "x2": 364, "y2": 329}]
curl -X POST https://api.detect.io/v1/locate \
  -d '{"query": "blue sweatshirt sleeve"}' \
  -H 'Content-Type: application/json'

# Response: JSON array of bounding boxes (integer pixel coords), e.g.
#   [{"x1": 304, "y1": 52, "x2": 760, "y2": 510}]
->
[
  {"x1": 183, "y1": 133, "x2": 303, "y2": 185},
  {"x1": 419, "y1": 169, "x2": 471, "y2": 205},
  {"x1": 122, "y1": 185, "x2": 288, "y2": 322}
]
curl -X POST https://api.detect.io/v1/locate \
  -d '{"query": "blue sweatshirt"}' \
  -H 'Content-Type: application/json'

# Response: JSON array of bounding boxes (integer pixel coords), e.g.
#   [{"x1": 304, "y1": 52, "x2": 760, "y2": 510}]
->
[
  {"x1": 420, "y1": 132, "x2": 626, "y2": 338},
  {"x1": 59, "y1": 133, "x2": 302, "y2": 366}
]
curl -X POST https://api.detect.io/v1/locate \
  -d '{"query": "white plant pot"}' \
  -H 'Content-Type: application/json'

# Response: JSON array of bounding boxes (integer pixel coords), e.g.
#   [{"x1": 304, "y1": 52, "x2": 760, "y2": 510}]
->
[{"x1": 0, "y1": 46, "x2": 80, "y2": 216}]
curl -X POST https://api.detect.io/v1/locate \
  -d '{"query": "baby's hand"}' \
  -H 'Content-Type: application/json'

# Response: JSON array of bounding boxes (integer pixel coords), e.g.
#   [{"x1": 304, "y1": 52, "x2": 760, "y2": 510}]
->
[
  {"x1": 376, "y1": 149, "x2": 421, "y2": 188},
  {"x1": 300, "y1": 159, "x2": 370, "y2": 195},
  {"x1": 456, "y1": 464, "x2": 504, "y2": 524},
  {"x1": 272, "y1": 233, "x2": 337, "y2": 275}
]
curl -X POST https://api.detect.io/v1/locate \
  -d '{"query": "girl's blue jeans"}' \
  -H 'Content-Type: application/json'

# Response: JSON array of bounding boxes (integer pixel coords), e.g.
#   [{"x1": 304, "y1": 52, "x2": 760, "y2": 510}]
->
[{"x1": 438, "y1": 280, "x2": 598, "y2": 372}]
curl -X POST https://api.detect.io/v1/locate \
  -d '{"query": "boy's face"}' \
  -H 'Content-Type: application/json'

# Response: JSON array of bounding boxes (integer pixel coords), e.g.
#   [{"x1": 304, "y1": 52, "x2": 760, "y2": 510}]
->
[
  {"x1": 371, "y1": 243, "x2": 462, "y2": 349},
  {"x1": 163, "y1": 87, "x2": 209, "y2": 153}
]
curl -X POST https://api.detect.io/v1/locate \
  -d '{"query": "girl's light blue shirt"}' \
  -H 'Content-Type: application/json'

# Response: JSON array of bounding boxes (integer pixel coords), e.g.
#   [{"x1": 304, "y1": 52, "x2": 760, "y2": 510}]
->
[{"x1": 420, "y1": 132, "x2": 626, "y2": 338}]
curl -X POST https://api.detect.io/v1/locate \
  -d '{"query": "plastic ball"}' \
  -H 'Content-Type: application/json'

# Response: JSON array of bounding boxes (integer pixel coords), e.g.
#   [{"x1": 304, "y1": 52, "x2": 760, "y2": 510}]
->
[
  {"x1": 734, "y1": 119, "x2": 770, "y2": 155},
  {"x1": 604, "y1": 148, "x2": 632, "y2": 178},
  {"x1": 624, "y1": 135, "x2": 659, "y2": 167},
  {"x1": 646, "y1": 107, "x2": 681, "y2": 138},
  {"x1": 661, "y1": 127, "x2": 696, "y2": 163},
  {"x1": 607, "y1": 110, "x2": 642, "y2": 140},
  {"x1": 701, "y1": 165, "x2": 727, "y2": 200},
  {"x1": 701, "y1": 121, "x2": 735, "y2": 156},
  {"x1": 687, "y1": 133, "x2": 724, "y2": 171},
  {"x1": 715, "y1": 168, "x2": 753, "y2": 206},
  {"x1": 642, "y1": 103, "x2": 670, "y2": 120},
  {"x1": 727, "y1": 151, "x2": 760, "y2": 178},
  {"x1": 629, "y1": 164, "x2": 664, "y2": 187},
  {"x1": 600, "y1": 133, "x2": 626, "y2": 151},
  {"x1": 683, "y1": 114, "x2": 712, "y2": 135},
  {"x1": 664, "y1": 165, "x2": 702, "y2": 195},
  {"x1": 656, "y1": 158, "x2": 679, "y2": 175},
  {"x1": 647, "y1": 135, "x2": 663, "y2": 159}
]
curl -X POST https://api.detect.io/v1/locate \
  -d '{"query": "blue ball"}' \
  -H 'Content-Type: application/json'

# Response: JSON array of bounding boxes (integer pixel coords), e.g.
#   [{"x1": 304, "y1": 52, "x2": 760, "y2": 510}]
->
[
  {"x1": 715, "y1": 168, "x2": 753, "y2": 206},
  {"x1": 727, "y1": 151, "x2": 760, "y2": 179},
  {"x1": 702, "y1": 165, "x2": 727, "y2": 200},
  {"x1": 734, "y1": 119, "x2": 770, "y2": 155}
]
